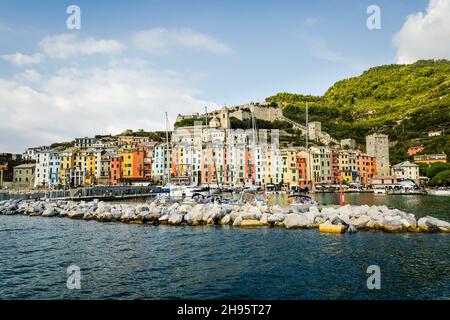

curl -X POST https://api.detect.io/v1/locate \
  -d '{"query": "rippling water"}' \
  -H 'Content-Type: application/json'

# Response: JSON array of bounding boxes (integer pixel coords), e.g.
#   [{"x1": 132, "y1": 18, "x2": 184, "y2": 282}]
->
[{"x1": 0, "y1": 194, "x2": 449, "y2": 300}]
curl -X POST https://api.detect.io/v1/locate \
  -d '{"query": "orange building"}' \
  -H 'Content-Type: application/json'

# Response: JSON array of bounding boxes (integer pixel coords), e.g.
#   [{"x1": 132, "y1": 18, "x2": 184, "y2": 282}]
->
[
  {"x1": 296, "y1": 155, "x2": 308, "y2": 188},
  {"x1": 110, "y1": 156, "x2": 121, "y2": 185},
  {"x1": 357, "y1": 153, "x2": 376, "y2": 186},
  {"x1": 120, "y1": 147, "x2": 145, "y2": 181}
]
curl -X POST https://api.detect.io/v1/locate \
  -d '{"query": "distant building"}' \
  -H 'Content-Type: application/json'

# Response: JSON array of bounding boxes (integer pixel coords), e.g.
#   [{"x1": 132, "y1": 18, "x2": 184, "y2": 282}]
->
[
  {"x1": 341, "y1": 138, "x2": 356, "y2": 149},
  {"x1": 414, "y1": 153, "x2": 447, "y2": 165},
  {"x1": 391, "y1": 161, "x2": 420, "y2": 181},
  {"x1": 0, "y1": 153, "x2": 23, "y2": 189},
  {"x1": 366, "y1": 133, "x2": 390, "y2": 177},
  {"x1": 407, "y1": 145, "x2": 425, "y2": 156},
  {"x1": 23, "y1": 146, "x2": 47, "y2": 161},
  {"x1": 75, "y1": 137, "x2": 97, "y2": 149},
  {"x1": 12, "y1": 163, "x2": 36, "y2": 190},
  {"x1": 428, "y1": 130, "x2": 443, "y2": 137}
]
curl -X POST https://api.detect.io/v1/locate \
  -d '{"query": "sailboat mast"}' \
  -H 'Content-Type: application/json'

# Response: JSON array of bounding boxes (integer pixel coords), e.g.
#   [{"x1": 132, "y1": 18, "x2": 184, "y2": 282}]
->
[
  {"x1": 165, "y1": 112, "x2": 170, "y2": 185},
  {"x1": 251, "y1": 110, "x2": 257, "y2": 186},
  {"x1": 305, "y1": 102, "x2": 313, "y2": 191}
]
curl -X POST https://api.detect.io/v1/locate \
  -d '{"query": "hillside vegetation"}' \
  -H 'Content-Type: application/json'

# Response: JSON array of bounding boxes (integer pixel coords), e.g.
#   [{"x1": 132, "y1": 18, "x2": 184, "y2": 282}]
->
[{"x1": 266, "y1": 60, "x2": 450, "y2": 164}]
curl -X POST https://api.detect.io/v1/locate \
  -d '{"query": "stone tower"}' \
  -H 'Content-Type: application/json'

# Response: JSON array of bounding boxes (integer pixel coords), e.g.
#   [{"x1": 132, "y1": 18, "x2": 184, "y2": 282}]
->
[
  {"x1": 366, "y1": 133, "x2": 390, "y2": 177},
  {"x1": 219, "y1": 105, "x2": 230, "y2": 129},
  {"x1": 308, "y1": 121, "x2": 321, "y2": 141}
]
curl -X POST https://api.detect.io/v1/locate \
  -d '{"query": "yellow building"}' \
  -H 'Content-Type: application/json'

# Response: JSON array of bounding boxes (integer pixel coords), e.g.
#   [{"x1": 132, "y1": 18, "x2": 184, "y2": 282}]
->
[
  {"x1": 82, "y1": 150, "x2": 96, "y2": 185},
  {"x1": 281, "y1": 148, "x2": 299, "y2": 190},
  {"x1": 59, "y1": 148, "x2": 77, "y2": 186},
  {"x1": 337, "y1": 150, "x2": 353, "y2": 183},
  {"x1": 120, "y1": 149, "x2": 134, "y2": 179}
]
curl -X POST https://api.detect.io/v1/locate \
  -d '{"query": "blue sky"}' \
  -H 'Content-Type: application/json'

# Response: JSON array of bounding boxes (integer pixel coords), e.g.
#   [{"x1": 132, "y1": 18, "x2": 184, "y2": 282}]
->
[{"x1": 1, "y1": 0, "x2": 449, "y2": 152}]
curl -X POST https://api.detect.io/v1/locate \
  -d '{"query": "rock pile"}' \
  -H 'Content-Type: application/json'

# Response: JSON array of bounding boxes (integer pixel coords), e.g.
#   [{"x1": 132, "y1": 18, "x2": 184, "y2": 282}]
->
[{"x1": 1, "y1": 200, "x2": 449, "y2": 233}]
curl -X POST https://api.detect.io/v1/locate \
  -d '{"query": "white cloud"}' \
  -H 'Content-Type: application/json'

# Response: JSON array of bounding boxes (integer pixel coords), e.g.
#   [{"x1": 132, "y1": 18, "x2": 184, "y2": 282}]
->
[
  {"x1": 393, "y1": 0, "x2": 450, "y2": 64},
  {"x1": 0, "y1": 62, "x2": 217, "y2": 153},
  {"x1": 1, "y1": 52, "x2": 42, "y2": 66},
  {"x1": 39, "y1": 33, "x2": 124, "y2": 59},
  {"x1": 132, "y1": 28, "x2": 232, "y2": 54}
]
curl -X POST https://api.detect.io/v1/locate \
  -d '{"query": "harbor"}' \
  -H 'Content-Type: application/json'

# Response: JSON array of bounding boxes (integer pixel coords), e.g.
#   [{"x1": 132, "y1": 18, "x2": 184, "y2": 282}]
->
[
  {"x1": 1, "y1": 192, "x2": 449, "y2": 300},
  {"x1": 1, "y1": 192, "x2": 449, "y2": 233}
]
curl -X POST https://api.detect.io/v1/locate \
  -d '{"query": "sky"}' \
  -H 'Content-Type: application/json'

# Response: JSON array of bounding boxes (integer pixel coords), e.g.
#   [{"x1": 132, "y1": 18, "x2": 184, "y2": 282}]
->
[{"x1": 1, "y1": 0, "x2": 449, "y2": 152}]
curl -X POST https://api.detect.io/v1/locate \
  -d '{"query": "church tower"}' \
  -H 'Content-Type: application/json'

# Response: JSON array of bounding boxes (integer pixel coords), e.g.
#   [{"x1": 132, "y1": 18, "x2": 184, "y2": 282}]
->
[{"x1": 219, "y1": 105, "x2": 230, "y2": 129}]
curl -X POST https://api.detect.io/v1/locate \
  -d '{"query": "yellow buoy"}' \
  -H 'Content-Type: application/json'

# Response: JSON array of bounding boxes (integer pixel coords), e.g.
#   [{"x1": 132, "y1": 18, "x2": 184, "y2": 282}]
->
[{"x1": 319, "y1": 224, "x2": 346, "y2": 233}]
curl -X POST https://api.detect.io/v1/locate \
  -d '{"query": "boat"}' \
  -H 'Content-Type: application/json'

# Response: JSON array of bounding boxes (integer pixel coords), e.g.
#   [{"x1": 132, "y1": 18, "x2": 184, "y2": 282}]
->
[
  {"x1": 385, "y1": 180, "x2": 427, "y2": 195},
  {"x1": 288, "y1": 194, "x2": 318, "y2": 208}
]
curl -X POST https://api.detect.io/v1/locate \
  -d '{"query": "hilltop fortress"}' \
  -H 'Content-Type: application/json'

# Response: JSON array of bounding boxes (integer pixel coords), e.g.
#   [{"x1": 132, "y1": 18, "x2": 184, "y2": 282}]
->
[{"x1": 176, "y1": 102, "x2": 284, "y2": 124}]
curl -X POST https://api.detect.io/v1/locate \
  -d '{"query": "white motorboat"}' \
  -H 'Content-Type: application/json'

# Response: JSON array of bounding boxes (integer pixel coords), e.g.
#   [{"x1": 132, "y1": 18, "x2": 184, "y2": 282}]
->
[{"x1": 288, "y1": 194, "x2": 318, "y2": 208}]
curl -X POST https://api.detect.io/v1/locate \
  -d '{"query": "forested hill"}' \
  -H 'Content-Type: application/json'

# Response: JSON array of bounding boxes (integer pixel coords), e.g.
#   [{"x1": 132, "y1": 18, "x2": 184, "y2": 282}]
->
[{"x1": 266, "y1": 59, "x2": 450, "y2": 163}]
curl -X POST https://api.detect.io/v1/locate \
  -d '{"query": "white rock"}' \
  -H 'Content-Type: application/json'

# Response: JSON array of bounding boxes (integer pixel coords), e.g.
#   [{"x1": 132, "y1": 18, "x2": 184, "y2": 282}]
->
[
  {"x1": 284, "y1": 214, "x2": 310, "y2": 229},
  {"x1": 349, "y1": 215, "x2": 371, "y2": 229},
  {"x1": 168, "y1": 212, "x2": 183, "y2": 225}
]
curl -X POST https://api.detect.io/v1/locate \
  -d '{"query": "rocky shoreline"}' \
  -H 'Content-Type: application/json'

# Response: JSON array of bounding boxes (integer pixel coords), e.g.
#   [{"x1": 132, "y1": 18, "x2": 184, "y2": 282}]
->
[{"x1": 1, "y1": 199, "x2": 449, "y2": 233}]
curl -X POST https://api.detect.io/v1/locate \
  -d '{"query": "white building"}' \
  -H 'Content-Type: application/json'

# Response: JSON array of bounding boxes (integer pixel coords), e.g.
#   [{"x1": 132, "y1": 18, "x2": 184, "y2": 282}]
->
[
  {"x1": 23, "y1": 146, "x2": 47, "y2": 161},
  {"x1": 34, "y1": 150, "x2": 60, "y2": 188},
  {"x1": 391, "y1": 161, "x2": 420, "y2": 181},
  {"x1": 152, "y1": 144, "x2": 169, "y2": 181}
]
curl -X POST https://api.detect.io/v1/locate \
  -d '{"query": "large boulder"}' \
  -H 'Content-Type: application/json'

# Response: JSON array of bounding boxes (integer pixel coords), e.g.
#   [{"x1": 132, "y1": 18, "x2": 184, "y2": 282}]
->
[
  {"x1": 158, "y1": 214, "x2": 169, "y2": 224},
  {"x1": 168, "y1": 211, "x2": 183, "y2": 225},
  {"x1": 232, "y1": 216, "x2": 243, "y2": 227},
  {"x1": 267, "y1": 213, "x2": 286, "y2": 223},
  {"x1": 331, "y1": 215, "x2": 347, "y2": 226},
  {"x1": 177, "y1": 204, "x2": 192, "y2": 214},
  {"x1": 270, "y1": 205, "x2": 290, "y2": 215},
  {"x1": 184, "y1": 204, "x2": 205, "y2": 225},
  {"x1": 68, "y1": 210, "x2": 84, "y2": 219},
  {"x1": 418, "y1": 216, "x2": 450, "y2": 232},
  {"x1": 259, "y1": 213, "x2": 269, "y2": 225},
  {"x1": 382, "y1": 219, "x2": 405, "y2": 232},
  {"x1": 321, "y1": 207, "x2": 336, "y2": 218},
  {"x1": 203, "y1": 205, "x2": 222, "y2": 224},
  {"x1": 349, "y1": 215, "x2": 371, "y2": 229},
  {"x1": 219, "y1": 214, "x2": 231, "y2": 225},
  {"x1": 42, "y1": 207, "x2": 59, "y2": 217},
  {"x1": 314, "y1": 216, "x2": 327, "y2": 225},
  {"x1": 366, "y1": 219, "x2": 383, "y2": 230},
  {"x1": 120, "y1": 206, "x2": 137, "y2": 223},
  {"x1": 147, "y1": 212, "x2": 161, "y2": 224},
  {"x1": 284, "y1": 214, "x2": 310, "y2": 229},
  {"x1": 404, "y1": 214, "x2": 417, "y2": 229}
]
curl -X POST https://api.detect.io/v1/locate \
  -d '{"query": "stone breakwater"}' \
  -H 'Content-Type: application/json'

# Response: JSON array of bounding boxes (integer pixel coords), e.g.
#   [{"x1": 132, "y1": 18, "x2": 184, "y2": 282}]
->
[{"x1": 1, "y1": 199, "x2": 449, "y2": 233}]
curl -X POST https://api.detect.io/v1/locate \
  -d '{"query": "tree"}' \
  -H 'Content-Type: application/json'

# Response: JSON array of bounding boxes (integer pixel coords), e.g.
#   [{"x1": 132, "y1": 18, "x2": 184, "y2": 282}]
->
[{"x1": 429, "y1": 169, "x2": 450, "y2": 186}]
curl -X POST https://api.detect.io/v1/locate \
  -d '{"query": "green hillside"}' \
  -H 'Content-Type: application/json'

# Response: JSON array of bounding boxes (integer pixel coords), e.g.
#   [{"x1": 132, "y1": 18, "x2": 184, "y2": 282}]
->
[{"x1": 266, "y1": 59, "x2": 450, "y2": 164}]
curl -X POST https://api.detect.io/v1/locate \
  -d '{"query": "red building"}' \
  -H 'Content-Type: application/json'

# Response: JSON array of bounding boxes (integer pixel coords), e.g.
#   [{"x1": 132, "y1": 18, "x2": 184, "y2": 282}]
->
[
  {"x1": 109, "y1": 156, "x2": 121, "y2": 185},
  {"x1": 407, "y1": 145, "x2": 425, "y2": 156},
  {"x1": 296, "y1": 155, "x2": 308, "y2": 188}
]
